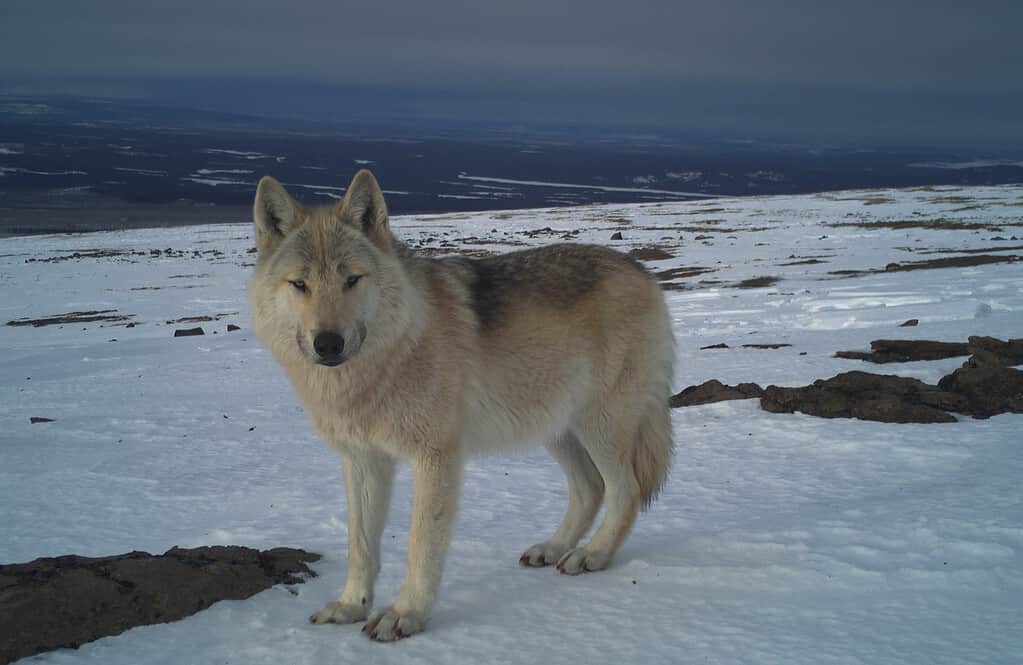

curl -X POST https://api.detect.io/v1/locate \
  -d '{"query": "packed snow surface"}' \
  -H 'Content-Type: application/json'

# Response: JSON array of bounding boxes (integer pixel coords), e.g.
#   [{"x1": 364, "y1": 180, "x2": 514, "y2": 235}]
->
[{"x1": 2, "y1": 185, "x2": 1022, "y2": 663}]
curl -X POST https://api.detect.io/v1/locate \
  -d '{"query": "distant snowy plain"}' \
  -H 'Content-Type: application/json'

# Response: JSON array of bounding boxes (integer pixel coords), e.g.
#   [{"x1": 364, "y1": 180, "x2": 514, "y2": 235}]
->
[{"x1": 2, "y1": 185, "x2": 1022, "y2": 664}]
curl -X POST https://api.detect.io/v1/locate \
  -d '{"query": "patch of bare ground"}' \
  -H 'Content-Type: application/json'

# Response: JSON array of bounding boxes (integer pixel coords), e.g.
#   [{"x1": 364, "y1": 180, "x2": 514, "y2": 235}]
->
[
  {"x1": 824, "y1": 196, "x2": 897, "y2": 205},
  {"x1": 627, "y1": 246, "x2": 674, "y2": 261},
  {"x1": 733, "y1": 275, "x2": 780, "y2": 288},
  {"x1": 761, "y1": 372, "x2": 963, "y2": 423},
  {"x1": 837, "y1": 337, "x2": 1023, "y2": 365},
  {"x1": 416, "y1": 247, "x2": 498, "y2": 259},
  {"x1": 654, "y1": 265, "x2": 717, "y2": 291},
  {"x1": 6, "y1": 310, "x2": 133, "y2": 327},
  {"x1": 913, "y1": 244, "x2": 1023, "y2": 255},
  {"x1": 929, "y1": 195, "x2": 978, "y2": 204},
  {"x1": 778, "y1": 258, "x2": 828, "y2": 266},
  {"x1": 25, "y1": 249, "x2": 148, "y2": 264},
  {"x1": 673, "y1": 337, "x2": 1023, "y2": 422},
  {"x1": 636, "y1": 225, "x2": 771, "y2": 233},
  {"x1": 827, "y1": 219, "x2": 1015, "y2": 232},
  {"x1": 670, "y1": 380, "x2": 764, "y2": 407},
  {"x1": 828, "y1": 253, "x2": 1021, "y2": 278},
  {"x1": 165, "y1": 312, "x2": 238, "y2": 325},
  {"x1": 517, "y1": 227, "x2": 582, "y2": 239},
  {"x1": 647, "y1": 206, "x2": 726, "y2": 216},
  {"x1": 655, "y1": 266, "x2": 715, "y2": 281},
  {"x1": 0, "y1": 546, "x2": 319, "y2": 664},
  {"x1": 835, "y1": 339, "x2": 970, "y2": 363},
  {"x1": 701, "y1": 342, "x2": 792, "y2": 350}
]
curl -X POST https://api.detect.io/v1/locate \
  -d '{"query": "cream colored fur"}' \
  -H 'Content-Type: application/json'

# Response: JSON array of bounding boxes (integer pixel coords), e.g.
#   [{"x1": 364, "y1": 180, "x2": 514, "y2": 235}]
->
[{"x1": 250, "y1": 170, "x2": 674, "y2": 641}]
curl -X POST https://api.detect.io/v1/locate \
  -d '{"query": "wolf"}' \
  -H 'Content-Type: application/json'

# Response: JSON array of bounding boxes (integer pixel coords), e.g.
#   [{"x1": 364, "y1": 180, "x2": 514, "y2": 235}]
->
[{"x1": 249, "y1": 170, "x2": 674, "y2": 641}]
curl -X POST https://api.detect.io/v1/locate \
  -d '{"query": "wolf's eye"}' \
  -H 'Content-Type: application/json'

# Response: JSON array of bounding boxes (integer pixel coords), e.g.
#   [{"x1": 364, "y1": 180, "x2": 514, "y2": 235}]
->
[
  {"x1": 345, "y1": 275, "x2": 363, "y2": 288},
  {"x1": 289, "y1": 279, "x2": 307, "y2": 293}
]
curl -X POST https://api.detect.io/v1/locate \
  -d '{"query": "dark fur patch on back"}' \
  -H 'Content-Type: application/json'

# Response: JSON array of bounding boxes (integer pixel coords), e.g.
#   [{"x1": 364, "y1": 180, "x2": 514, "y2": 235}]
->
[{"x1": 459, "y1": 244, "x2": 648, "y2": 329}]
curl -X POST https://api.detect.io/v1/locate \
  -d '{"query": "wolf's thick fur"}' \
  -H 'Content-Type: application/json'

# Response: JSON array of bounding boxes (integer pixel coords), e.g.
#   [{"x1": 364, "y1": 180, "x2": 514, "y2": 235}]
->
[{"x1": 250, "y1": 170, "x2": 674, "y2": 641}]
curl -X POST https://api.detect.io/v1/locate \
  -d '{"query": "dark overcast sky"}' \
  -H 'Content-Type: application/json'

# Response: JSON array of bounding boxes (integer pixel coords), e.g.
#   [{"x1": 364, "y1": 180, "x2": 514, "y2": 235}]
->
[{"x1": 2, "y1": 0, "x2": 1021, "y2": 147}]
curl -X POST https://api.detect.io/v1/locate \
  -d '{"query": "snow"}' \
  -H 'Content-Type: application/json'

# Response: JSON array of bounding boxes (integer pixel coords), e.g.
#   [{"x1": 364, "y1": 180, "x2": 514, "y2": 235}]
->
[
  {"x1": 2, "y1": 184, "x2": 1022, "y2": 664},
  {"x1": 113, "y1": 167, "x2": 167, "y2": 177},
  {"x1": 0, "y1": 168, "x2": 87, "y2": 176},
  {"x1": 456, "y1": 173, "x2": 718, "y2": 197},
  {"x1": 182, "y1": 177, "x2": 252, "y2": 187},
  {"x1": 908, "y1": 160, "x2": 1023, "y2": 170},
  {"x1": 195, "y1": 169, "x2": 254, "y2": 175},
  {"x1": 201, "y1": 148, "x2": 283, "y2": 161}
]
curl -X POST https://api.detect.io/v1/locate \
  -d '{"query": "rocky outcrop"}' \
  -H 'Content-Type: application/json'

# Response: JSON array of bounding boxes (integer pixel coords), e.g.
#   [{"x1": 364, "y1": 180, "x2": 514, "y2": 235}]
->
[{"x1": 0, "y1": 545, "x2": 320, "y2": 664}]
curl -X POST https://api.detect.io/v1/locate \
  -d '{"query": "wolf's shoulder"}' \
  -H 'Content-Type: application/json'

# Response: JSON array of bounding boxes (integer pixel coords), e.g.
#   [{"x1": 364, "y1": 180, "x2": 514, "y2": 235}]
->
[{"x1": 430, "y1": 243, "x2": 651, "y2": 328}]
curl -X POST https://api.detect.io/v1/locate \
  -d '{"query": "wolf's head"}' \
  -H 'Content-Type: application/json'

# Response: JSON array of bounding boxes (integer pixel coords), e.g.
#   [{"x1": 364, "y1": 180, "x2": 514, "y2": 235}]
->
[{"x1": 249, "y1": 170, "x2": 413, "y2": 369}]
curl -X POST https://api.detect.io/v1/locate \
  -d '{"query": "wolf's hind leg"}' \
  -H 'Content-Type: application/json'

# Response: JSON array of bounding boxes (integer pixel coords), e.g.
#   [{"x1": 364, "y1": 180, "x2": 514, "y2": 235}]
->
[
  {"x1": 520, "y1": 432, "x2": 604, "y2": 567},
  {"x1": 556, "y1": 419, "x2": 642, "y2": 575},
  {"x1": 311, "y1": 447, "x2": 395, "y2": 625}
]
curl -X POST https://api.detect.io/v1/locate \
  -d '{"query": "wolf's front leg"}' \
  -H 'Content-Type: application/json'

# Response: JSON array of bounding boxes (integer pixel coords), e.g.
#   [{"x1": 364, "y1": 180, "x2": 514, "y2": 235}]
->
[
  {"x1": 310, "y1": 447, "x2": 395, "y2": 625},
  {"x1": 363, "y1": 452, "x2": 461, "y2": 641}
]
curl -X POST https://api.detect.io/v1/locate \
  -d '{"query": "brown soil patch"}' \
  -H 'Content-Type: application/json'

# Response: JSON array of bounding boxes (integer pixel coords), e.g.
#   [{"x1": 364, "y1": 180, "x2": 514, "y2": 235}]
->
[
  {"x1": 835, "y1": 339, "x2": 970, "y2": 363},
  {"x1": 0, "y1": 546, "x2": 319, "y2": 664},
  {"x1": 778, "y1": 259, "x2": 828, "y2": 266},
  {"x1": 914, "y1": 244, "x2": 1023, "y2": 255},
  {"x1": 828, "y1": 254, "x2": 1020, "y2": 278},
  {"x1": 827, "y1": 219, "x2": 1015, "y2": 232},
  {"x1": 761, "y1": 372, "x2": 963, "y2": 423},
  {"x1": 733, "y1": 276, "x2": 780, "y2": 289},
  {"x1": 6, "y1": 310, "x2": 133, "y2": 328},
  {"x1": 654, "y1": 266, "x2": 716, "y2": 288},
  {"x1": 627, "y1": 246, "x2": 674, "y2": 261},
  {"x1": 670, "y1": 380, "x2": 764, "y2": 407}
]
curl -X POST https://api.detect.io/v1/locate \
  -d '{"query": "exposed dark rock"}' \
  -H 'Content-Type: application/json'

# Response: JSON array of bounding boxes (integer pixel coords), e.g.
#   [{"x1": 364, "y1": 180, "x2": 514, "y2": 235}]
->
[
  {"x1": 29, "y1": 417, "x2": 54, "y2": 424},
  {"x1": 166, "y1": 315, "x2": 214, "y2": 324},
  {"x1": 6, "y1": 310, "x2": 133, "y2": 328},
  {"x1": 734, "y1": 275, "x2": 780, "y2": 288},
  {"x1": 701, "y1": 342, "x2": 791, "y2": 350},
  {"x1": 655, "y1": 266, "x2": 715, "y2": 281},
  {"x1": 937, "y1": 353, "x2": 1023, "y2": 419},
  {"x1": 0, "y1": 546, "x2": 320, "y2": 664},
  {"x1": 760, "y1": 371, "x2": 966, "y2": 423},
  {"x1": 173, "y1": 327, "x2": 205, "y2": 337},
  {"x1": 227, "y1": 324, "x2": 241, "y2": 332},
  {"x1": 670, "y1": 380, "x2": 764, "y2": 407},
  {"x1": 886, "y1": 255, "x2": 1020, "y2": 271},
  {"x1": 966, "y1": 336, "x2": 1023, "y2": 365},
  {"x1": 626, "y1": 246, "x2": 673, "y2": 261},
  {"x1": 829, "y1": 254, "x2": 1021, "y2": 278},
  {"x1": 609, "y1": 231, "x2": 623, "y2": 240},
  {"x1": 834, "y1": 339, "x2": 969, "y2": 363},
  {"x1": 899, "y1": 319, "x2": 919, "y2": 327}
]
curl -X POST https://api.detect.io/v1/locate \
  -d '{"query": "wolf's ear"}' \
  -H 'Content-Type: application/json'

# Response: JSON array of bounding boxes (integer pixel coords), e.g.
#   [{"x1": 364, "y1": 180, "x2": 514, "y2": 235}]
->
[
  {"x1": 253, "y1": 176, "x2": 303, "y2": 255},
  {"x1": 339, "y1": 169, "x2": 392, "y2": 251}
]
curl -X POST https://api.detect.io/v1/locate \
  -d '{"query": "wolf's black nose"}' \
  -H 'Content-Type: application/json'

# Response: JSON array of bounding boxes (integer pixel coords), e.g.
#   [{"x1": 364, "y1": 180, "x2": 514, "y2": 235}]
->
[{"x1": 313, "y1": 332, "x2": 345, "y2": 362}]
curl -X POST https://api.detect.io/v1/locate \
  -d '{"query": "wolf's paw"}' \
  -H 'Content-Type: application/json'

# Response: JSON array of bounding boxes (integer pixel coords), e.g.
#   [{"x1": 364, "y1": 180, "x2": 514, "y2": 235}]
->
[
  {"x1": 556, "y1": 547, "x2": 611, "y2": 575},
  {"x1": 362, "y1": 606, "x2": 426, "y2": 641},
  {"x1": 519, "y1": 542, "x2": 569, "y2": 567},
  {"x1": 309, "y1": 601, "x2": 369, "y2": 625}
]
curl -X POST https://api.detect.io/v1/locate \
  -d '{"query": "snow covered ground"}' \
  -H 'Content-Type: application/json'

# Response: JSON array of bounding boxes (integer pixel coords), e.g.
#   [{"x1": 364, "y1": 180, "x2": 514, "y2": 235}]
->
[{"x1": 2, "y1": 184, "x2": 1022, "y2": 664}]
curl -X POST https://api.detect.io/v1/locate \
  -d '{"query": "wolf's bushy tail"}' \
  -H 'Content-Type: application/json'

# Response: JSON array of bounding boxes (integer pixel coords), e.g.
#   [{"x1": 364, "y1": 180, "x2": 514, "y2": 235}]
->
[
  {"x1": 633, "y1": 306, "x2": 675, "y2": 509},
  {"x1": 634, "y1": 392, "x2": 673, "y2": 509}
]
